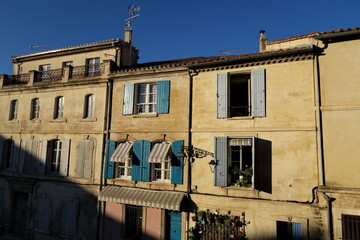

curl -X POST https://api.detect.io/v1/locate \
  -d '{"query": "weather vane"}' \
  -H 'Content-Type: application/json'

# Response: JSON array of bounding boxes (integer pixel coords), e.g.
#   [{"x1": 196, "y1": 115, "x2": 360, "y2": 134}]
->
[{"x1": 125, "y1": 4, "x2": 141, "y2": 31}]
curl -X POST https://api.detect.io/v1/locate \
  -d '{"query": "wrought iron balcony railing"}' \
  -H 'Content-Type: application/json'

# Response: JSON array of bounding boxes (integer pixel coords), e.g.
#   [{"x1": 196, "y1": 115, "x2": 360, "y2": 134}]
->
[
  {"x1": 3, "y1": 74, "x2": 29, "y2": 86},
  {"x1": 35, "y1": 69, "x2": 63, "y2": 82},
  {"x1": 71, "y1": 64, "x2": 104, "y2": 79}
]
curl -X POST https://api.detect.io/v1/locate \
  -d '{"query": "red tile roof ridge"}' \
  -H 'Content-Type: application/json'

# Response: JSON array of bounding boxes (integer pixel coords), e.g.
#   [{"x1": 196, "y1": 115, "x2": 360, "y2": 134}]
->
[{"x1": 267, "y1": 27, "x2": 360, "y2": 45}]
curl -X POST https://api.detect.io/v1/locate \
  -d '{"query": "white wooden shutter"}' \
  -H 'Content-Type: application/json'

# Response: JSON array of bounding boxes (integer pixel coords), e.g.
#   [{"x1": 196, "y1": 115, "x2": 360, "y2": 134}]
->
[
  {"x1": 217, "y1": 73, "x2": 229, "y2": 118},
  {"x1": 38, "y1": 140, "x2": 48, "y2": 174},
  {"x1": 251, "y1": 69, "x2": 266, "y2": 117},
  {"x1": 11, "y1": 140, "x2": 21, "y2": 173},
  {"x1": 122, "y1": 83, "x2": 135, "y2": 115},
  {"x1": 76, "y1": 140, "x2": 93, "y2": 178},
  {"x1": 215, "y1": 137, "x2": 228, "y2": 186},
  {"x1": 59, "y1": 140, "x2": 70, "y2": 176}
]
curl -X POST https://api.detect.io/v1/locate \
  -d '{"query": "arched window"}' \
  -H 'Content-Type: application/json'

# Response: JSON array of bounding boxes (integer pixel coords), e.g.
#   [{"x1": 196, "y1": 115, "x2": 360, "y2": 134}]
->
[
  {"x1": 54, "y1": 96, "x2": 64, "y2": 119},
  {"x1": 84, "y1": 94, "x2": 95, "y2": 118},
  {"x1": 30, "y1": 98, "x2": 40, "y2": 120},
  {"x1": 9, "y1": 100, "x2": 18, "y2": 120}
]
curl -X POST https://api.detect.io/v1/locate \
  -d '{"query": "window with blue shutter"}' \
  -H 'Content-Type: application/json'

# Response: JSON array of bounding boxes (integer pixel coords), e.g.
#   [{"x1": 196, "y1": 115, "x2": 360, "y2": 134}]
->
[
  {"x1": 214, "y1": 137, "x2": 228, "y2": 187},
  {"x1": 104, "y1": 140, "x2": 116, "y2": 179},
  {"x1": 132, "y1": 140, "x2": 151, "y2": 182},
  {"x1": 216, "y1": 69, "x2": 265, "y2": 118},
  {"x1": 171, "y1": 140, "x2": 184, "y2": 184},
  {"x1": 157, "y1": 80, "x2": 170, "y2": 114}
]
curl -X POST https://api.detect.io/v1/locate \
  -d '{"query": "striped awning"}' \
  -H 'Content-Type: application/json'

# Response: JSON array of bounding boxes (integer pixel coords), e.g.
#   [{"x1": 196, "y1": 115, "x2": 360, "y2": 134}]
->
[
  {"x1": 110, "y1": 142, "x2": 133, "y2": 162},
  {"x1": 148, "y1": 142, "x2": 171, "y2": 163},
  {"x1": 98, "y1": 186, "x2": 185, "y2": 211}
]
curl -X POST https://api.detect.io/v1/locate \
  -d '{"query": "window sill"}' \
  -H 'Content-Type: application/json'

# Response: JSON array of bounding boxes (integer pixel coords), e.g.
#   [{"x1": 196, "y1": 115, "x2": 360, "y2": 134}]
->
[
  {"x1": 226, "y1": 185, "x2": 254, "y2": 190},
  {"x1": 226, "y1": 116, "x2": 254, "y2": 120},
  {"x1": 7, "y1": 119, "x2": 19, "y2": 123},
  {"x1": 132, "y1": 113, "x2": 158, "y2": 118},
  {"x1": 80, "y1": 117, "x2": 97, "y2": 122},
  {"x1": 50, "y1": 118, "x2": 67, "y2": 123},
  {"x1": 28, "y1": 119, "x2": 41, "y2": 123}
]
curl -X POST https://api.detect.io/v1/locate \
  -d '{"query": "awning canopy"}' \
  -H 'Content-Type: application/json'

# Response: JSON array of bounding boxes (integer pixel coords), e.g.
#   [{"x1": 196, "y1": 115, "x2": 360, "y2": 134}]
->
[
  {"x1": 110, "y1": 142, "x2": 133, "y2": 162},
  {"x1": 98, "y1": 186, "x2": 185, "y2": 211},
  {"x1": 148, "y1": 142, "x2": 171, "y2": 163}
]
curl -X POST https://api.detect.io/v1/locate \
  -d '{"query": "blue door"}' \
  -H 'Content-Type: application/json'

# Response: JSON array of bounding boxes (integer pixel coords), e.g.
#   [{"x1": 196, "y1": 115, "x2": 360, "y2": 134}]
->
[{"x1": 168, "y1": 211, "x2": 182, "y2": 240}]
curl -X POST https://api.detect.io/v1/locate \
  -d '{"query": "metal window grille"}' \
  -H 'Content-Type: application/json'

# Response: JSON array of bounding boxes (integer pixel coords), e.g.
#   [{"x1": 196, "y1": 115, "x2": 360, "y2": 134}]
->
[{"x1": 342, "y1": 214, "x2": 360, "y2": 240}]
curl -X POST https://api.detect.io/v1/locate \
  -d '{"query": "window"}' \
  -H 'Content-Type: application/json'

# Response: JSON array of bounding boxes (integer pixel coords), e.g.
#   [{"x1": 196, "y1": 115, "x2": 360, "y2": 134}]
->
[
  {"x1": 62, "y1": 61, "x2": 73, "y2": 67},
  {"x1": 214, "y1": 137, "x2": 254, "y2": 187},
  {"x1": 54, "y1": 96, "x2": 64, "y2": 119},
  {"x1": 276, "y1": 221, "x2": 302, "y2": 240},
  {"x1": 39, "y1": 64, "x2": 51, "y2": 82},
  {"x1": 122, "y1": 81, "x2": 170, "y2": 115},
  {"x1": 104, "y1": 140, "x2": 184, "y2": 184},
  {"x1": 217, "y1": 68, "x2": 265, "y2": 118},
  {"x1": 342, "y1": 214, "x2": 360, "y2": 240},
  {"x1": 0, "y1": 139, "x2": 20, "y2": 172},
  {"x1": 9, "y1": 99, "x2": 18, "y2": 120},
  {"x1": 39, "y1": 139, "x2": 70, "y2": 176},
  {"x1": 125, "y1": 205, "x2": 143, "y2": 239},
  {"x1": 30, "y1": 98, "x2": 40, "y2": 120},
  {"x1": 84, "y1": 94, "x2": 95, "y2": 118},
  {"x1": 75, "y1": 139, "x2": 94, "y2": 178},
  {"x1": 86, "y1": 58, "x2": 100, "y2": 76}
]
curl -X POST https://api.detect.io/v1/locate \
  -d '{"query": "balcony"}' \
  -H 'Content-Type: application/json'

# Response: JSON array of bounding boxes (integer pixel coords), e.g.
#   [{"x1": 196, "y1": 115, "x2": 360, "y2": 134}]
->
[{"x1": 0, "y1": 60, "x2": 113, "y2": 89}]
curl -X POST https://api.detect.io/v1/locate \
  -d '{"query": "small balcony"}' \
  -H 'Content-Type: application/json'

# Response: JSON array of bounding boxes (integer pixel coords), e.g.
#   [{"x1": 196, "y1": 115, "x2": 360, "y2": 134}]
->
[{"x1": 0, "y1": 60, "x2": 113, "y2": 88}]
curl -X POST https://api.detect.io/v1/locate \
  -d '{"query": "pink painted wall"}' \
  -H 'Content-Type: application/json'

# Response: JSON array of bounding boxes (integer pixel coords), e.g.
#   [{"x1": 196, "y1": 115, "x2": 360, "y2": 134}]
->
[
  {"x1": 103, "y1": 202, "x2": 123, "y2": 240},
  {"x1": 146, "y1": 208, "x2": 162, "y2": 240}
]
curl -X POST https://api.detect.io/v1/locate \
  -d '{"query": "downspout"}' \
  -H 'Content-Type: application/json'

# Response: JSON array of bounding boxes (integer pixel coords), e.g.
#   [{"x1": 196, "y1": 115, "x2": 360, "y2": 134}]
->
[
  {"x1": 97, "y1": 78, "x2": 113, "y2": 240},
  {"x1": 314, "y1": 44, "x2": 334, "y2": 240}
]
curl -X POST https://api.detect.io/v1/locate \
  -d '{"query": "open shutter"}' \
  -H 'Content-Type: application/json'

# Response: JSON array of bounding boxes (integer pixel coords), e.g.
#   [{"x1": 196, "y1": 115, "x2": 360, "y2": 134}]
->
[
  {"x1": 141, "y1": 140, "x2": 151, "y2": 182},
  {"x1": 59, "y1": 140, "x2": 70, "y2": 176},
  {"x1": 122, "y1": 83, "x2": 135, "y2": 115},
  {"x1": 217, "y1": 73, "x2": 229, "y2": 118},
  {"x1": 35, "y1": 196, "x2": 51, "y2": 232},
  {"x1": 215, "y1": 137, "x2": 228, "y2": 187},
  {"x1": 157, "y1": 80, "x2": 170, "y2": 114},
  {"x1": 251, "y1": 69, "x2": 266, "y2": 117},
  {"x1": 132, "y1": 140, "x2": 143, "y2": 181},
  {"x1": 62, "y1": 199, "x2": 79, "y2": 236},
  {"x1": 104, "y1": 140, "x2": 115, "y2": 179},
  {"x1": 38, "y1": 140, "x2": 47, "y2": 174},
  {"x1": 11, "y1": 140, "x2": 21, "y2": 172},
  {"x1": 292, "y1": 223, "x2": 302, "y2": 240},
  {"x1": 171, "y1": 140, "x2": 184, "y2": 184}
]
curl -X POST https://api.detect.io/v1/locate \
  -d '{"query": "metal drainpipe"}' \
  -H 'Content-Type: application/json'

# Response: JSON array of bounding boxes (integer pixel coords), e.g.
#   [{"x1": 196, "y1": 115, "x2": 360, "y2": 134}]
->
[
  {"x1": 314, "y1": 45, "x2": 334, "y2": 240},
  {"x1": 97, "y1": 78, "x2": 113, "y2": 240}
]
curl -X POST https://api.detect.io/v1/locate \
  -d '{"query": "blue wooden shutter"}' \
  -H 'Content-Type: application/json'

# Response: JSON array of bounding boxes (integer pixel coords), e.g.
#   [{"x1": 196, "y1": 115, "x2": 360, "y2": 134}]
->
[
  {"x1": 104, "y1": 140, "x2": 115, "y2": 179},
  {"x1": 123, "y1": 83, "x2": 135, "y2": 115},
  {"x1": 217, "y1": 73, "x2": 229, "y2": 118},
  {"x1": 251, "y1": 69, "x2": 266, "y2": 117},
  {"x1": 215, "y1": 137, "x2": 228, "y2": 187},
  {"x1": 141, "y1": 140, "x2": 151, "y2": 182},
  {"x1": 171, "y1": 140, "x2": 184, "y2": 184},
  {"x1": 62, "y1": 199, "x2": 79, "y2": 236},
  {"x1": 35, "y1": 196, "x2": 51, "y2": 232},
  {"x1": 132, "y1": 140, "x2": 143, "y2": 181},
  {"x1": 156, "y1": 80, "x2": 170, "y2": 114}
]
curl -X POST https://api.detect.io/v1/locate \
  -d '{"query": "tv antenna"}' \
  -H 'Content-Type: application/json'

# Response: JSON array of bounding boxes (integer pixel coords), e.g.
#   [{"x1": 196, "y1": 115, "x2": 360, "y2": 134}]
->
[
  {"x1": 218, "y1": 48, "x2": 244, "y2": 55},
  {"x1": 29, "y1": 44, "x2": 47, "y2": 50},
  {"x1": 125, "y1": 4, "x2": 141, "y2": 30}
]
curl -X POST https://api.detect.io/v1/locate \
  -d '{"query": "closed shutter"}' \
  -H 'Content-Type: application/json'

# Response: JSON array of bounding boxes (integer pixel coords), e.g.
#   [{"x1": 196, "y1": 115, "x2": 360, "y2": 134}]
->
[
  {"x1": 76, "y1": 140, "x2": 94, "y2": 178},
  {"x1": 35, "y1": 196, "x2": 51, "y2": 232},
  {"x1": 292, "y1": 222, "x2": 302, "y2": 240},
  {"x1": 123, "y1": 83, "x2": 135, "y2": 115},
  {"x1": 59, "y1": 140, "x2": 70, "y2": 176},
  {"x1": 62, "y1": 199, "x2": 79, "y2": 236},
  {"x1": 0, "y1": 139, "x2": 4, "y2": 169},
  {"x1": 132, "y1": 140, "x2": 143, "y2": 181},
  {"x1": 141, "y1": 140, "x2": 151, "y2": 182},
  {"x1": 217, "y1": 73, "x2": 229, "y2": 118},
  {"x1": 156, "y1": 80, "x2": 170, "y2": 114},
  {"x1": 38, "y1": 140, "x2": 48, "y2": 174},
  {"x1": 23, "y1": 139, "x2": 38, "y2": 174},
  {"x1": 104, "y1": 140, "x2": 115, "y2": 179},
  {"x1": 215, "y1": 137, "x2": 228, "y2": 187},
  {"x1": 11, "y1": 140, "x2": 21, "y2": 173},
  {"x1": 251, "y1": 69, "x2": 266, "y2": 117},
  {"x1": 171, "y1": 140, "x2": 184, "y2": 184}
]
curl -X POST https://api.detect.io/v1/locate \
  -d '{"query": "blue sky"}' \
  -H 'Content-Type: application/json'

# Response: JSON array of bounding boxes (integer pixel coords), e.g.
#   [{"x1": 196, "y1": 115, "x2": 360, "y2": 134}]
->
[{"x1": 0, "y1": 0, "x2": 359, "y2": 74}]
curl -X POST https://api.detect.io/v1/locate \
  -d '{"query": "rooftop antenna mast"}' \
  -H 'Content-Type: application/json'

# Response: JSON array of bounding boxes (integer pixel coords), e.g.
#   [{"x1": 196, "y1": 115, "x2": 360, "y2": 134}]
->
[
  {"x1": 28, "y1": 44, "x2": 47, "y2": 51},
  {"x1": 125, "y1": 4, "x2": 141, "y2": 31}
]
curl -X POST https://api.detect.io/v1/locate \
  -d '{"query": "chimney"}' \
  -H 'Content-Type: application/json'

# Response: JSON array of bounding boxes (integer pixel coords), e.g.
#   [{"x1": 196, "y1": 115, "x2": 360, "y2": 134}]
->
[
  {"x1": 124, "y1": 29, "x2": 132, "y2": 44},
  {"x1": 259, "y1": 30, "x2": 267, "y2": 52}
]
